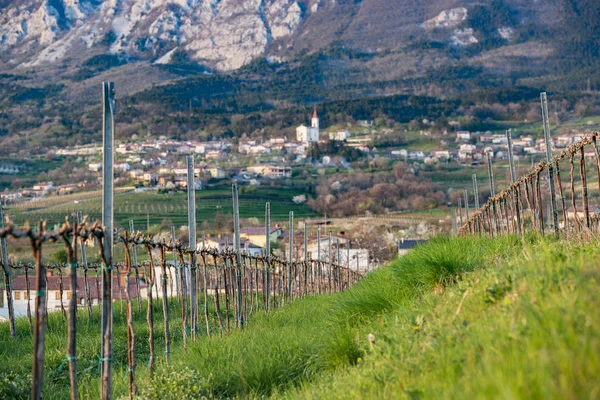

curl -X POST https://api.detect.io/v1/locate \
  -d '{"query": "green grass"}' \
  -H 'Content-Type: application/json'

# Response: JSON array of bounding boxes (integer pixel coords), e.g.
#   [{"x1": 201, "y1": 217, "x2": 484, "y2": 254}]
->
[
  {"x1": 1, "y1": 235, "x2": 598, "y2": 399},
  {"x1": 285, "y1": 235, "x2": 599, "y2": 399},
  {"x1": 7, "y1": 187, "x2": 318, "y2": 229}
]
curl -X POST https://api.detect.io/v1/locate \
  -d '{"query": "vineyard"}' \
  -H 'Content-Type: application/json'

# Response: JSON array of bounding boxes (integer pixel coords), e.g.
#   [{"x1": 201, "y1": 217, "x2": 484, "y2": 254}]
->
[
  {"x1": 0, "y1": 214, "x2": 361, "y2": 399},
  {"x1": 8, "y1": 188, "x2": 319, "y2": 229}
]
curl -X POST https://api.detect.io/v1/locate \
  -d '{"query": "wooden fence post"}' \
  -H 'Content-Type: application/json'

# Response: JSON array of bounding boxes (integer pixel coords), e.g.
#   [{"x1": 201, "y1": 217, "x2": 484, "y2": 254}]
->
[{"x1": 31, "y1": 222, "x2": 47, "y2": 400}]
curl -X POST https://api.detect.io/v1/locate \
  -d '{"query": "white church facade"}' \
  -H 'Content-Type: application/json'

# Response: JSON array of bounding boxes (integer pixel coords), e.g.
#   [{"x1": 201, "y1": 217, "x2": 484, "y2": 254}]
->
[{"x1": 296, "y1": 108, "x2": 320, "y2": 144}]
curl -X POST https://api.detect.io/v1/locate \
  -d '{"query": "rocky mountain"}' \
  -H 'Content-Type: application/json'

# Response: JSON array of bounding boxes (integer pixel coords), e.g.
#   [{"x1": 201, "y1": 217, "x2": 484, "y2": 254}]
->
[
  {"x1": 0, "y1": 0, "x2": 308, "y2": 70},
  {"x1": 0, "y1": 0, "x2": 598, "y2": 153},
  {"x1": 0, "y1": 0, "x2": 565, "y2": 72}
]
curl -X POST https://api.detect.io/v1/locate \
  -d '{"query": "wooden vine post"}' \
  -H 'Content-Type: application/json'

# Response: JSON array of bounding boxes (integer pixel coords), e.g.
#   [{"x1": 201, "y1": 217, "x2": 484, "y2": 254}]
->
[
  {"x1": 144, "y1": 244, "x2": 156, "y2": 373},
  {"x1": 122, "y1": 233, "x2": 137, "y2": 399},
  {"x1": 31, "y1": 221, "x2": 47, "y2": 400},
  {"x1": 159, "y1": 244, "x2": 170, "y2": 363}
]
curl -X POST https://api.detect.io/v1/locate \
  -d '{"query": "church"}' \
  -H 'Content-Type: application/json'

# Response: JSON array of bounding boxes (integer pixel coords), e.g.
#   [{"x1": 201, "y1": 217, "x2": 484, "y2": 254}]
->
[{"x1": 296, "y1": 108, "x2": 320, "y2": 144}]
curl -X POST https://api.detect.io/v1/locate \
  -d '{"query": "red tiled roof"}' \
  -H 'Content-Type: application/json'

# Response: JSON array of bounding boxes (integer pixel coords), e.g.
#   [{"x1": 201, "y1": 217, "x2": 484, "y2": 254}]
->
[
  {"x1": 9, "y1": 275, "x2": 148, "y2": 300},
  {"x1": 240, "y1": 227, "x2": 281, "y2": 235}
]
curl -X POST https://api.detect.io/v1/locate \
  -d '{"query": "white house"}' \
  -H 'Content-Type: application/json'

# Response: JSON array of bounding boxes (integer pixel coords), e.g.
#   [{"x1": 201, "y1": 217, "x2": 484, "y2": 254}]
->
[
  {"x1": 3, "y1": 273, "x2": 148, "y2": 318},
  {"x1": 207, "y1": 166, "x2": 226, "y2": 179},
  {"x1": 115, "y1": 163, "x2": 131, "y2": 173},
  {"x1": 456, "y1": 131, "x2": 471, "y2": 141},
  {"x1": 202, "y1": 235, "x2": 264, "y2": 256},
  {"x1": 458, "y1": 144, "x2": 477, "y2": 160},
  {"x1": 88, "y1": 162, "x2": 102, "y2": 172},
  {"x1": 329, "y1": 130, "x2": 351, "y2": 141},
  {"x1": 247, "y1": 165, "x2": 291, "y2": 178}
]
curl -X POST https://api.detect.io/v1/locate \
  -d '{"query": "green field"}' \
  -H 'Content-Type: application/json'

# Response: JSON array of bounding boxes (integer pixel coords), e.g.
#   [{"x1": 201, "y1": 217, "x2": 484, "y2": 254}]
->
[
  {"x1": 7, "y1": 187, "x2": 319, "y2": 230},
  {"x1": 1, "y1": 234, "x2": 597, "y2": 399}
]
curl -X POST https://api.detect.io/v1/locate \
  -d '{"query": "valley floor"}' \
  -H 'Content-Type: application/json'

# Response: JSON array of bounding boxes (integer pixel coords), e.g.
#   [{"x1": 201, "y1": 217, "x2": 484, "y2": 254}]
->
[{"x1": 1, "y1": 235, "x2": 598, "y2": 399}]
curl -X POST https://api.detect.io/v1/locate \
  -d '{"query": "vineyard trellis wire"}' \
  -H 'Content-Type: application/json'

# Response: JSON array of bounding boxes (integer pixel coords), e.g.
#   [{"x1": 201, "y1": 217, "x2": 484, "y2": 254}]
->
[
  {"x1": 0, "y1": 218, "x2": 362, "y2": 399},
  {"x1": 459, "y1": 131, "x2": 600, "y2": 236}
]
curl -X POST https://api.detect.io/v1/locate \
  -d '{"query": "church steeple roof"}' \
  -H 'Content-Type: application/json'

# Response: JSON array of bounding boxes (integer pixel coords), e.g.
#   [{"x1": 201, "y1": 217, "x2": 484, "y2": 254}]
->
[{"x1": 312, "y1": 108, "x2": 318, "y2": 119}]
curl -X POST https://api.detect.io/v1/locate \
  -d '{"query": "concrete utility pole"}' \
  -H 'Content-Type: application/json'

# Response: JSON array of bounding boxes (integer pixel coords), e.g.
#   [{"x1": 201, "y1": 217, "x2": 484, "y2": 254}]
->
[
  {"x1": 541, "y1": 92, "x2": 559, "y2": 235},
  {"x1": 171, "y1": 226, "x2": 179, "y2": 296},
  {"x1": 472, "y1": 174, "x2": 480, "y2": 209},
  {"x1": 487, "y1": 151, "x2": 498, "y2": 235},
  {"x1": 0, "y1": 206, "x2": 15, "y2": 337},
  {"x1": 232, "y1": 183, "x2": 243, "y2": 328},
  {"x1": 288, "y1": 211, "x2": 294, "y2": 297},
  {"x1": 100, "y1": 81, "x2": 115, "y2": 400},
  {"x1": 128, "y1": 220, "x2": 137, "y2": 268},
  {"x1": 506, "y1": 129, "x2": 522, "y2": 232},
  {"x1": 265, "y1": 203, "x2": 270, "y2": 309},
  {"x1": 186, "y1": 156, "x2": 197, "y2": 336},
  {"x1": 463, "y1": 189, "x2": 469, "y2": 220}
]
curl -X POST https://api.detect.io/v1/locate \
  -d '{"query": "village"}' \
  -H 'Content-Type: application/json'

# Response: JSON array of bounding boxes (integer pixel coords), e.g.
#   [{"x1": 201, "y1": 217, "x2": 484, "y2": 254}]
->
[{"x1": 0, "y1": 109, "x2": 593, "y2": 204}]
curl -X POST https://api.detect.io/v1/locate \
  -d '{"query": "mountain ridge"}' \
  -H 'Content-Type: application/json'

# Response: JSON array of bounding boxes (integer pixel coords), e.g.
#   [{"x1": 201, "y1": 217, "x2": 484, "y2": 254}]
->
[{"x1": 0, "y1": 0, "x2": 599, "y2": 153}]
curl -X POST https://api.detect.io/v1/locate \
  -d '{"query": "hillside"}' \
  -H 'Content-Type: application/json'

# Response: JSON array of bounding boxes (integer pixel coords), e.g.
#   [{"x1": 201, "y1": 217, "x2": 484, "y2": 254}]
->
[
  {"x1": 1, "y1": 235, "x2": 597, "y2": 398},
  {"x1": 1, "y1": 0, "x2": 599, "y2": 153}
]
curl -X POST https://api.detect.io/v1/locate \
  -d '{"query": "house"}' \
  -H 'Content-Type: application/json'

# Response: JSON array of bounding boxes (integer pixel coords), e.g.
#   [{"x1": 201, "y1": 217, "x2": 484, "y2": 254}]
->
[
  {"x1": 491, "y1": 134, "x2": 508, "y2": 145},
  {"x1": 513, "y1": 136, "x2": 535, "y2": 148},
  {"x1": 456, "y1": 131, "x2": 471, "y2": 141},
  {"x1": 205, "y1": 150, "x2": 227, "y2": 160},
  {"x1": 247, "y1": 165, "x2": 292, "y2": 178},
  {"x1": 408, "y1": 151, "x2": 425, "y2": 160},
  {"x1": 337, "y1": 249, "x2": 370, "y2": 273},
  {"x1": 554, "y1": 135, "x2": 576, "y2": 148},
  {"x1": 459, "y1": 144, "x2": 477, "y2": 160},
  {"x1": 431, "y1": 149, "x2": 451, "y2": 161},
  {"x1": 142, "y1": 173, "x2": 158, "y2": 184},
  {"x1": 397, "y1": 239, "x2": 426, "y2": 256},
  {"x1": 32, "y1": 182, "x2": 53, "y2": 191},
  {"x1": 176, "y1": 144, "x2": 193, "y2": 154},
  {"x1": 207, "y1": 166, "x2": 226, "y2": 179},
  {"x1": 4, "y1": 272, "x2": 148, "y2": 316},
  {"x1": 306, "y1": 235, "x2": 350, "y2": 261},
  {"x1": 115, "y1": 163, "x2": 131, "y2": 173},
  {"x1": 329, "y1": 130, "x2": 351, "y2": 141},
  {"x1": 56, "y1": 184, "x2": 78, "y2": 195},
  {"x1": 240, "y1": 226, "x2": 283, "y2": 248},
  {"x1": 88, "y1": 162, "x2": 103, "y2": 172},
  {"x1": 249, "y1": 145, "x2": 271, "y2": 155},
  {"x1": 128, "y1": 169, "x2": 145, "y2": 179},
  {"x1": 202, "y1": 235, "x2": 264, "y2": 256}
]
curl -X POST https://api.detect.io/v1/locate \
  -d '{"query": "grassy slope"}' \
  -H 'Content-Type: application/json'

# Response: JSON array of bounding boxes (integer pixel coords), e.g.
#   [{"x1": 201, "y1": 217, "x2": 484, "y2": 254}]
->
[
  {"x1": 142, "y1": 235, "x2": 598, "y2": 399},
  {"x1": 285, "y1": 236, "x2": 600, "y2": 399},
  {"x1": 1, "y1": 235, "x2": 598, "y2": 399}
]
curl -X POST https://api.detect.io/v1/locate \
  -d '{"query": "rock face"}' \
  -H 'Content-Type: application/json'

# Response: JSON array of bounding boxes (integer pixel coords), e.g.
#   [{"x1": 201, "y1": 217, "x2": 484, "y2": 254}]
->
[
  {"x1": 0, "y1": 0, "x2": 562, "y2": 72},
  {"x1": 0, "y1": 0, "x2": 316, "y2": 70}
]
